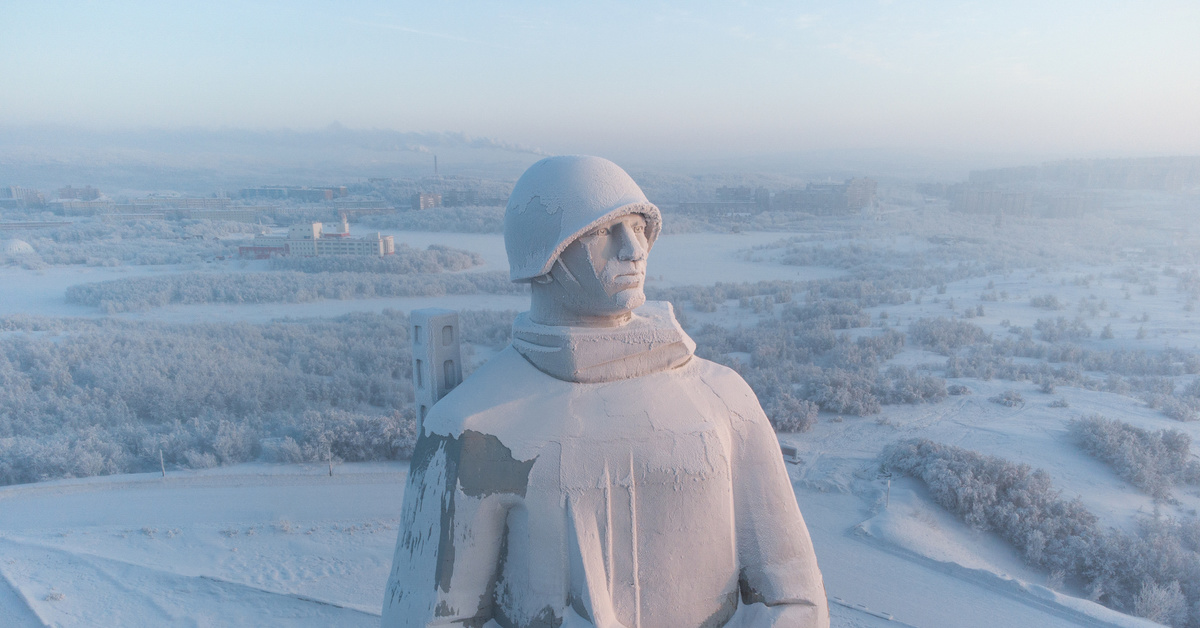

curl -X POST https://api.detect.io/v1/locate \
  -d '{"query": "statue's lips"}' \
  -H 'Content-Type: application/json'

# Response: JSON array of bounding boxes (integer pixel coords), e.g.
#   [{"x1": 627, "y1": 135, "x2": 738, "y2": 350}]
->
[{"x1": 608, "y1": 272, "x2": 644, "y2": 290}]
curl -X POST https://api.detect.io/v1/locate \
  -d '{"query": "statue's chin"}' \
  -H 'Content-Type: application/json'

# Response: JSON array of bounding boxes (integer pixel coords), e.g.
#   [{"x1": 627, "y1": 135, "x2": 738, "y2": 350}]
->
[{"x1": 610, "y1": 288, "x2": 645, "y2": 312}]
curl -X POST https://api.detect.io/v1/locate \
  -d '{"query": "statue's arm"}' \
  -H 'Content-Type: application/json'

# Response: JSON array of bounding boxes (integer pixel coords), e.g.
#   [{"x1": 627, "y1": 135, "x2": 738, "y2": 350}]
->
[
  {"x1": 382, "y1": 432, "x2": 510, "y2": 627},
  {"x1": 729, "y1": 399, "x2": 830, "y2": 628}
]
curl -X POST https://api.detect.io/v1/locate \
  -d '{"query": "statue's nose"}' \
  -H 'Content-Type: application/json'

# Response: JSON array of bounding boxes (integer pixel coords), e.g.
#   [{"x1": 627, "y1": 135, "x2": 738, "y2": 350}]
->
[{"x1": 616, "y1": 224, "x2": 647, "y2": 262}]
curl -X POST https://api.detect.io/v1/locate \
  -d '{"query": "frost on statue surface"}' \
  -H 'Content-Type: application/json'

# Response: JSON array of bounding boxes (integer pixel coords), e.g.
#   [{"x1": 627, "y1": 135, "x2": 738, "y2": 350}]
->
[{"x1": 383, "y1": 156, "x2": 828, "y2": 628}]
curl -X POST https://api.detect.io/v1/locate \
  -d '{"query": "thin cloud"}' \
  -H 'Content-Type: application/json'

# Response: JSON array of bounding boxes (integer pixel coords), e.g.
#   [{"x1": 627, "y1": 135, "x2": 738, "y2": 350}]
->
[
  {"x1": 344, "y1": 17, "x2": 518, "y2": 51},
  {"x1": 826, "y1": 39, "x2": 896, "y2": 71}
]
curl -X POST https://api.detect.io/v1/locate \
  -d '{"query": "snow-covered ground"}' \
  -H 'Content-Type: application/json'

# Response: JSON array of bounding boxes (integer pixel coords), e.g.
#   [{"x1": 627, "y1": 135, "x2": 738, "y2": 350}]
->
[{"x1": 0, "y1": 464, "x2": 1148, "y2": 628}]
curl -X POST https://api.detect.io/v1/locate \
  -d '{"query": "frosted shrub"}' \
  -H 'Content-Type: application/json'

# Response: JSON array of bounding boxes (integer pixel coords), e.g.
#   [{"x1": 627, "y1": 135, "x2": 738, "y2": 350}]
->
[
  {"x1": 0, "y1": 310, "x2": 477, "y2": 485},
  {"x1": 213, "y1": 419, "x2": 258, "y2": 465},
  {"x1": 457, "y1": 310, "x2": 518, "y2": 348},
  {"x1": 882, "y1": 439, "x2": 1098, "y2": 571},
  {"x1": 803, "y1": 368, "x2": 882, "y2": 416},
  {"x1": 262, "y1": 437, "x2": 305, "y2": 463},
  {"x1": 875, "y1": 366, "x2": 948, "y2": 405},
  {"x1": 692, "y1": 294, "x2": 720, "y2": 313},
  {"x1": 690, "y1": 299, "x2": 942, "y2": 417},
  {"x1": 14, "y1": 218, "x2": 251, "y2": 267},
  {"x1": 1031, "y1": 294, "x2": 1064, "y2": 310},
  {"x1": 184, "y1": 451, "x2": 219, "y2": 469},
  {"x1": 66, "y1": 271, "x2": 526, "y2": 312},
  {"x1": 908, "y1": 317, "x2": 989, "y2": 354},
  {"x1": 882, "y1": 439, "x2": 1200, "y2": 626},
  {"x1": 989, "y1": 390, "x2": 1024, "y2": 407},
  {"x1": 767, "y1": 394, "x2": 818, "y2": 433},
  {"x1": 1069, "y1": 415, "x2": 1200, "y2": 498},
  {"x1": 269, "y1": 244, "x2": 482, "y2": 274},
  {"x1": 1035, "y1": 317, "x2": 1092, "y2": 342},
  {"x1": 1160, "y1": 396, "x2": 1200, "y2": 422},
  {"x1": 292, "y1": 409, "x2": 418, "y2": 462},
  {"x1": 1133, "y1": 581, "x2": 1188, "y2": 626}
]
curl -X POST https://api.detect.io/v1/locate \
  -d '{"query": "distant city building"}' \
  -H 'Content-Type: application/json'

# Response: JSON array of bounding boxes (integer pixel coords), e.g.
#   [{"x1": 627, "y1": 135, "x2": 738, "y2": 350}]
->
[
  {"x1": 239, "y1": 186, "x2": 348, "y2": 202},
  {"x1": 968, "y1": 157, "x2": 1200, "y2": 192},
  {"x1": 48, "y1": 199, "x2": 116, "y2": 215},
  {"x1": 411, "y1": 193, "x2": 442, "y2": 210},
  {"x1": 132, "y1": 197, "x2": 231, "y2": 209},
  {"x1": 238, "y1": 216, "x2": 394, "y2": 259},
  {"x1": 167, "y1": 207, "x2": 269, "y2": 223},
  {"x1": 774, "y1": 178, "x2": 876, "y2": 215},
  {"x1": 0, "y1": 186, "x2": 46, "y2": 208},
  {"x1": 57, "y1": 185, "x2": 100, "y2": 201},
  {"x1": 332, "y1": 198, "x2": 392, "y2": 211},
  {"x1": 948, "y1": 182, "x2": 1094, "y2": 218}
]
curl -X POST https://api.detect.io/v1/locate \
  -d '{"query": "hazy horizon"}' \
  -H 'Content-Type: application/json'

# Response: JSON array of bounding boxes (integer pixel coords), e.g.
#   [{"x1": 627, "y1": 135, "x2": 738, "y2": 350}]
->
[{"x1": 5, "y1": 1, "x2": 1200, "y2": 166}]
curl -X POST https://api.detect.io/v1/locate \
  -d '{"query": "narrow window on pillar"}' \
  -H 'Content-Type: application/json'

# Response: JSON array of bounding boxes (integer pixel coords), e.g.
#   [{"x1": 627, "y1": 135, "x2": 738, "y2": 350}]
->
[
  {"x1": 444, "y1": 359, "x2": 456, "y2": 388},
  {"x1": 415, "y1": 359, "x2": 423, "y2": 388},
  {"x1": 442, "y1": 325, "x2": 454, "y2": 346}
]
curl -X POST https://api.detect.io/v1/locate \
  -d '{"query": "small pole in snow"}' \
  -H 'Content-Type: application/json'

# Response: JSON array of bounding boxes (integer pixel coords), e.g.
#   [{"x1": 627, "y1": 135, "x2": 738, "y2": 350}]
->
[
  {"x1": 880, "y1": 466, "x2": 893, "y2": 509},
  {"x1": 160, "y1": 450, "x2": 166, "y2": 478},
  {"x1": 328, "y1": 447, "x2": 333, "y2": 477}
]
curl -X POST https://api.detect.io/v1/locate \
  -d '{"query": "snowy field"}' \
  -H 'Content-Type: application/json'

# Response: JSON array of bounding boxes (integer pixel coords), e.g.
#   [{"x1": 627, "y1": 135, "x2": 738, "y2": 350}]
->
[
  {"x1": 3, "y1": 202, "x2": 1200, "y2": 627},
  {"x1": 0, "y1": 464, "x2": 1148, "y2": 628}
]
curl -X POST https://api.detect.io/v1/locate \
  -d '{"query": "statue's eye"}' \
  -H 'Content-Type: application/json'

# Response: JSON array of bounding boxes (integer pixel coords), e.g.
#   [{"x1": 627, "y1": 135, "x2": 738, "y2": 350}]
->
[
  {"x1": 595, "y1": 227, "x2": 609, "y2": 236},
  {"x1": 633, "y1": 224, "x2": 645, "y2": 233}
]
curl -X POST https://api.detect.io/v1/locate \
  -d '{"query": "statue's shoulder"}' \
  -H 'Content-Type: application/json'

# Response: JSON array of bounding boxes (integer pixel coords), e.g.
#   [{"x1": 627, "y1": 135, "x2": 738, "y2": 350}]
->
[
  {"x1": 685, "y1": 355, "x2": 758, "y2": 401},
  {"x1": 423, "y1": 345, "x2": 567, "y2": 438}
]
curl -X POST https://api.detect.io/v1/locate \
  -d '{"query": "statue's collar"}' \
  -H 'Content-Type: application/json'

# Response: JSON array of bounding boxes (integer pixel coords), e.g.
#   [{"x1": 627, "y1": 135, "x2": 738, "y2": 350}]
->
[{"x1": 511, "y1": 301, "x2": 695, "y2": 383}]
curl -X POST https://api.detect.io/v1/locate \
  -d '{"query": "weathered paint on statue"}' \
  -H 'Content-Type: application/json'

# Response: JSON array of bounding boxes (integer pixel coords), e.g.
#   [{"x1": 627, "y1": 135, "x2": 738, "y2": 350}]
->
[{"x1": 383, "y1": 156, "x2": 829, "y2": 628}]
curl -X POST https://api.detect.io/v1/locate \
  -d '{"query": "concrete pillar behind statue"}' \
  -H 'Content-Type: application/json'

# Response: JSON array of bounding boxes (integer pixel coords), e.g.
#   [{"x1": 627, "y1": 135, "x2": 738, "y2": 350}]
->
[{"x1": 410, "y1": 308, "x2": 462, "y2": 431}]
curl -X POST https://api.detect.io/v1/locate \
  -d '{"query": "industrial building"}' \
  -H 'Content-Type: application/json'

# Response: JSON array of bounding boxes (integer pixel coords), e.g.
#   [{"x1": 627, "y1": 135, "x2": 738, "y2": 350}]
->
[
  {"x1": 0, "y1": 187, "x2": 45, "y2": 209},
  {"x1": 411, "y1": 193, "x2": 442, "y2": 210},
  {"x1": 238, "y1": 217, "x2": 395, "y2": 259},
  {"x1": 57, "y1": 185, "x2": 100, "y2": 200}
]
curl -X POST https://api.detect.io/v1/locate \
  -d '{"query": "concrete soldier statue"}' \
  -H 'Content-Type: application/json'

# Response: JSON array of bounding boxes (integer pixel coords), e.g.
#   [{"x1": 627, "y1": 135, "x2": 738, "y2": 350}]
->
[{"x1": 383, "y1": 155, "x2": 829, "y2": 628}]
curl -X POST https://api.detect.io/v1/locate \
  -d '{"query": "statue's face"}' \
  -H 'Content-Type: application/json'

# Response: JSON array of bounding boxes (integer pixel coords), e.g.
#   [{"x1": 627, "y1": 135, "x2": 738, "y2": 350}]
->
[{"x1": 555, "y1": 214, "x2": 650, "y2": 318}]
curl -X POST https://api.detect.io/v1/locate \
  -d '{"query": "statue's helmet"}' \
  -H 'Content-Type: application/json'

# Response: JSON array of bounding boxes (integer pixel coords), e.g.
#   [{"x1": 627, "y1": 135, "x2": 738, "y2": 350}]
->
[{"x1": 504, "y1": 155, "x2": 661, "y2": 283}]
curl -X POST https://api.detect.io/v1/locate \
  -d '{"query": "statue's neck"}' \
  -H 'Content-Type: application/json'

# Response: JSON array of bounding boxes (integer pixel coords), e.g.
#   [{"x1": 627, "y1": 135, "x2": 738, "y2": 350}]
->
[
  {"x1": 529, "y1": 284, "x2": 632, "y2": 328},
  {"x1": 511, "y1": 301, "x2": 696, "y2": 383}
]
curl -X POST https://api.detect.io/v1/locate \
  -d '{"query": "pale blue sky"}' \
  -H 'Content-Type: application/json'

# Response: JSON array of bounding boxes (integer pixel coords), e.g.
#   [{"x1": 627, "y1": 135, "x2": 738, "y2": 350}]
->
[{"x1": 4, "y1": 1, "x2": 1199, "y2": 161}]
